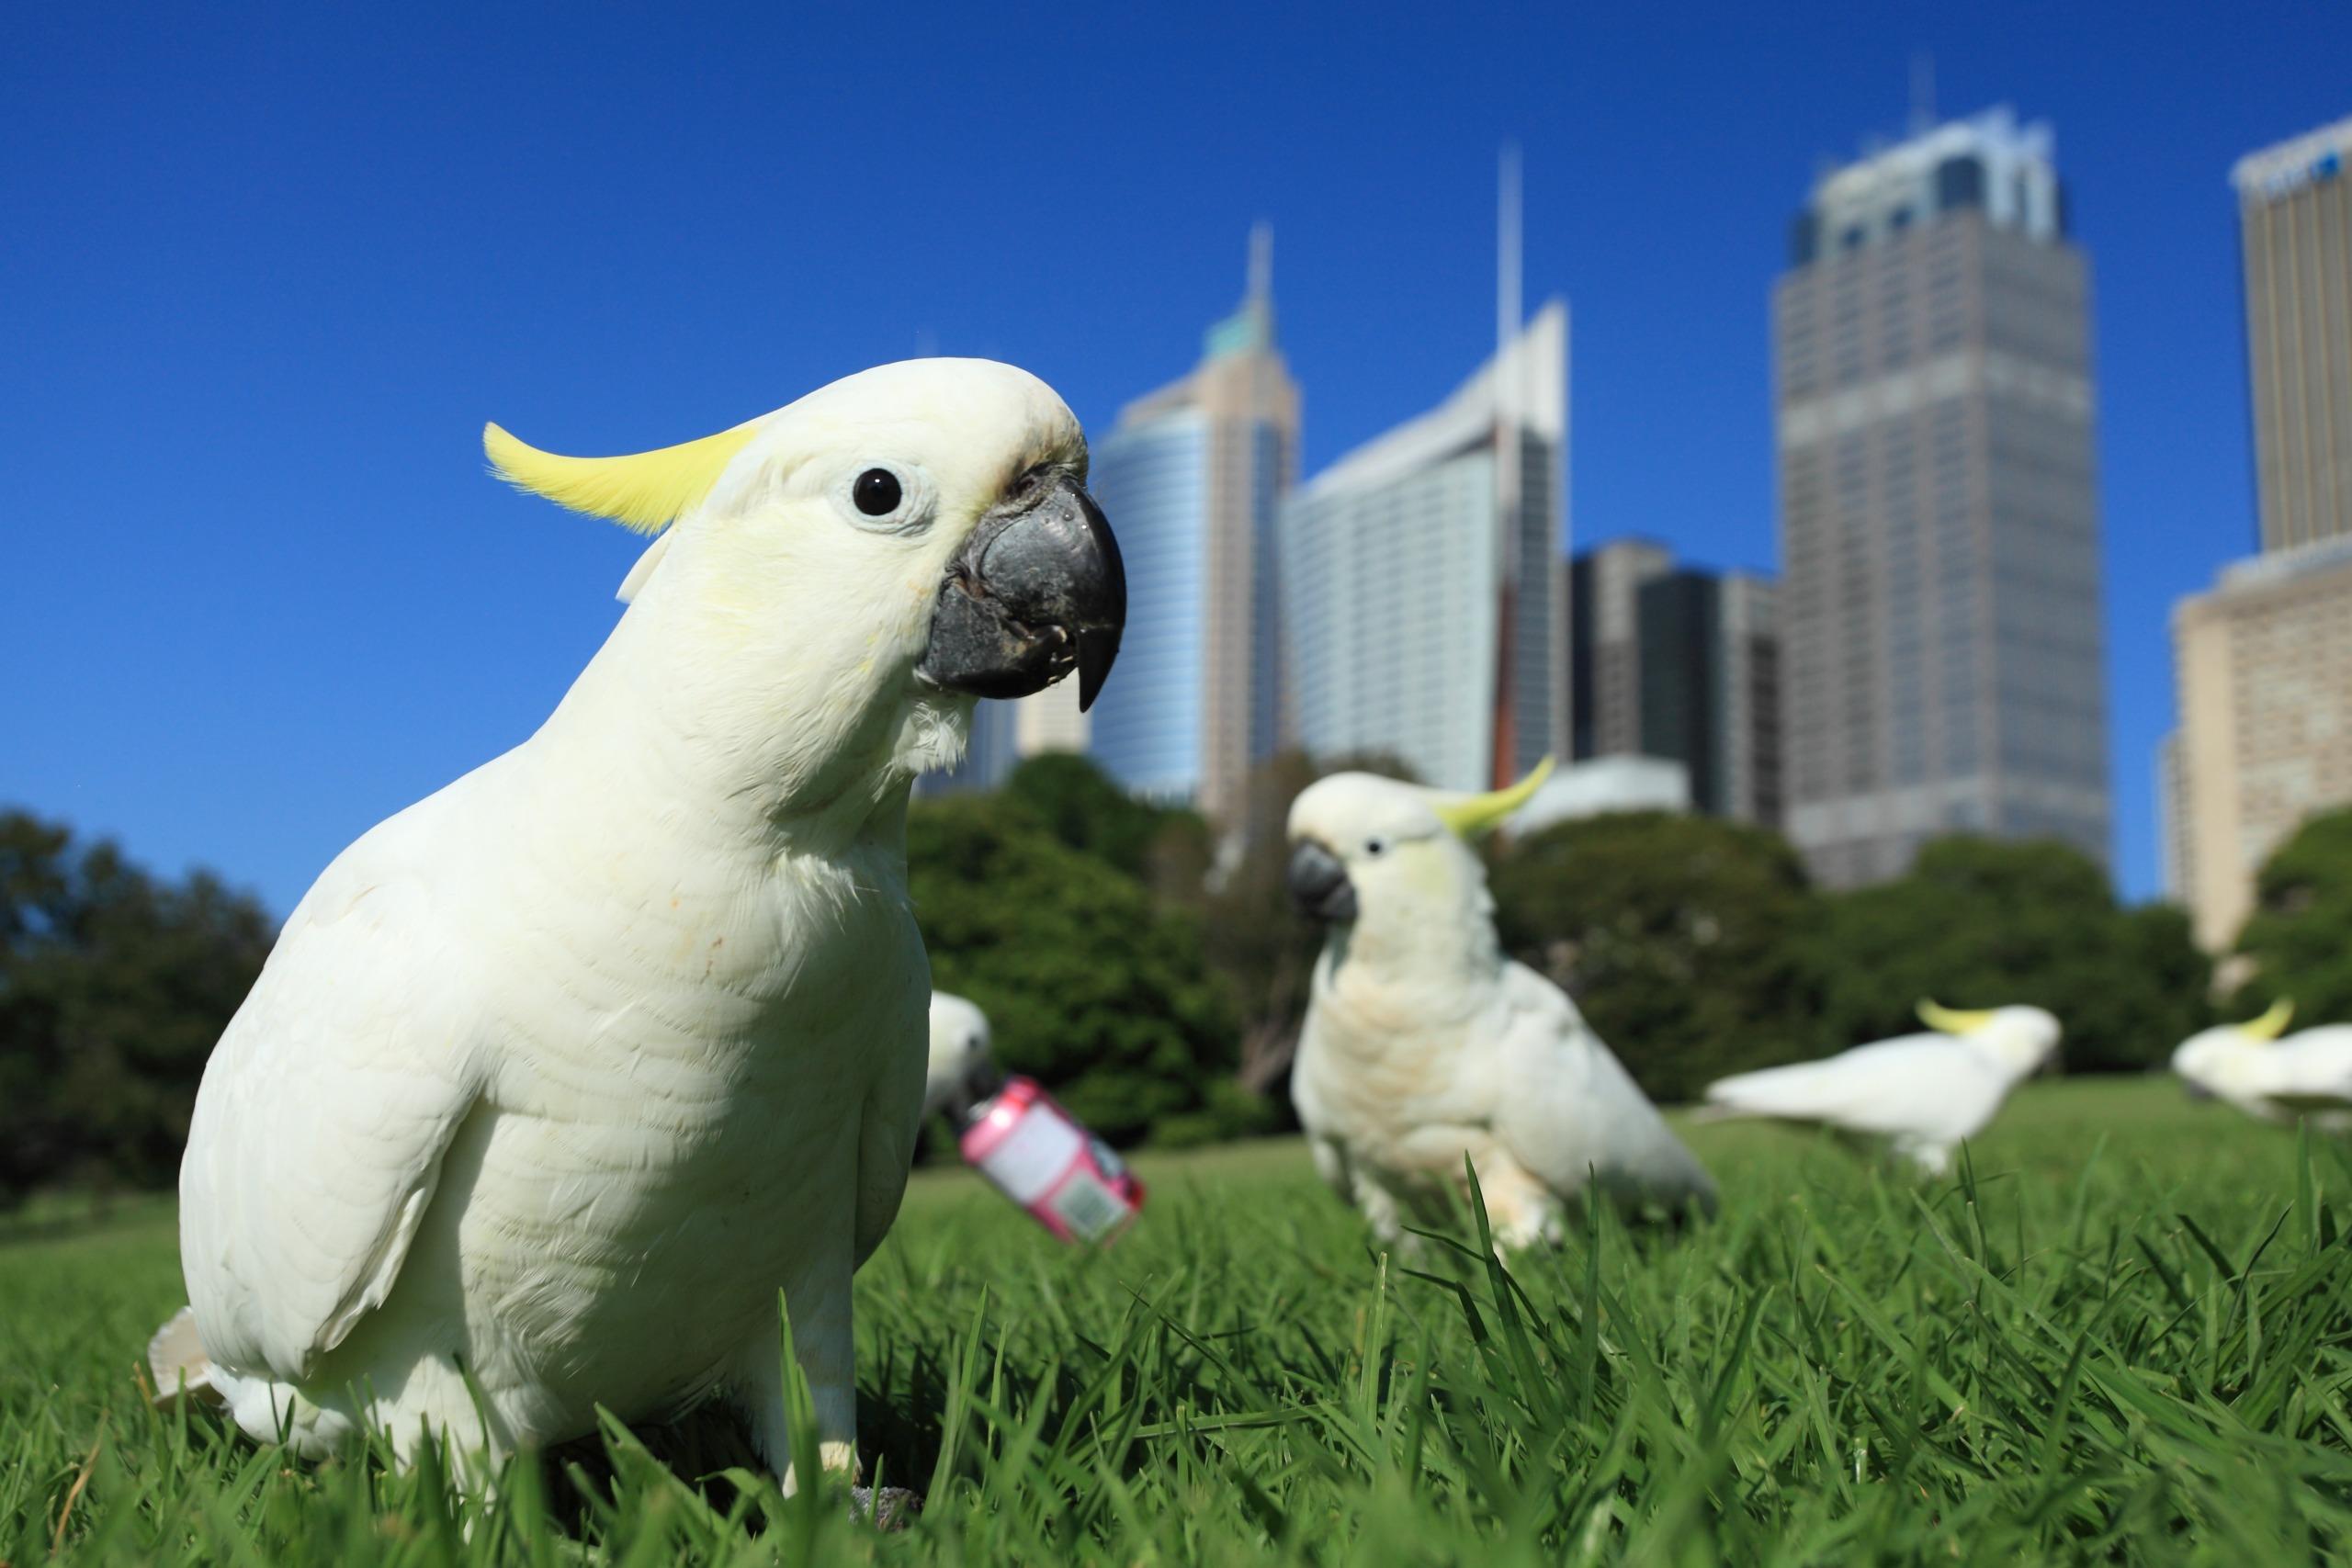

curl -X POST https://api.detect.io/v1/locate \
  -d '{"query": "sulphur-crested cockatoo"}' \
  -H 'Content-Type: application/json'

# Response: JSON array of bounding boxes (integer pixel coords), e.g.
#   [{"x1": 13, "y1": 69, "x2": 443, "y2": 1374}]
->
[
  {"x1": 924, "y1": 992, "x2": 992, "y2": 1118},
  {"x1": 1285, "y1": 765, "x2": 1717, "y2": 1249},
  {"x1": 1700, "y1": 1003, "x2": 2060, "y2": 1175},
  {"x1": 2172, "y1": 1000, "x2": 2352, "y2": 1129},
  {"x1": 153, "y1": 358, "x2": 1124, "y2": 1490}
]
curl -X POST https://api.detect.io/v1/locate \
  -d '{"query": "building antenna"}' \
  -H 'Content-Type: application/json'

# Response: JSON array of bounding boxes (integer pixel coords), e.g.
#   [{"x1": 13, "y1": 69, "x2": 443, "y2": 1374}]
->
[
  {"x1": 1497, "y1": 141, "x2": 1522, "y2": 362},
  {"x1": 1247, "y1": 220, "x2": 1272, "y2": 307},
  {"x1": 1909, "y1": 50, "x2": 1936, "y2": 137}
]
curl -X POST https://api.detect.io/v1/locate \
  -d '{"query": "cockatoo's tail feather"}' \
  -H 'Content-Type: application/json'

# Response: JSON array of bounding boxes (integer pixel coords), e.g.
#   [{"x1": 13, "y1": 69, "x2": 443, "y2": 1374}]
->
[
  {"x1": 1430, "y1": 756, "x2": 1554, "y2": 839},
  {"x1": 483, "y1": 421, "x2": 760, "y2": 534}
]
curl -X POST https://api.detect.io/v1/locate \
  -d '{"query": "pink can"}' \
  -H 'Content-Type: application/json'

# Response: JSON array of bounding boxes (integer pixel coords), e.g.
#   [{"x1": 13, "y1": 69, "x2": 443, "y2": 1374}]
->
[{"x1": 959, "y1": 1076, "x2": 1146, "y2": 1243}]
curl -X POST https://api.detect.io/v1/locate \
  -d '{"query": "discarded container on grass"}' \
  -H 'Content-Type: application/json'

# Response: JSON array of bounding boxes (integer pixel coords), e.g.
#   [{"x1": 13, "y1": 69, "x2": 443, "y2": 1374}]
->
[{"x1": 958, "y1": 1076, "x2": 1145, "y2": 1243}]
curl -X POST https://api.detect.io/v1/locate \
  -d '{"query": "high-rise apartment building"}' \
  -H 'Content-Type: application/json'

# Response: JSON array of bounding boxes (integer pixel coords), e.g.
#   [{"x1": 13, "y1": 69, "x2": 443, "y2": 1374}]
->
[
  {"x1": 1774, "y1": 107, "x2": 2109, "y2": 886},
  {"x1": 1085, "y1": 229, "x2": 1299, "y2": 817},
  {"x1": 1570, "y1": 538, "x2": 1781, "y2": 824},
  {"x1": 2233, "y1": 117, "x2": 2352, "y2": 553},
  {"x1": 1281, "y1": 302, "x2": 1567, "y2": 792},
  {"x1": 2165, "y1": 541, "x2": 2352, "y2": 950}
]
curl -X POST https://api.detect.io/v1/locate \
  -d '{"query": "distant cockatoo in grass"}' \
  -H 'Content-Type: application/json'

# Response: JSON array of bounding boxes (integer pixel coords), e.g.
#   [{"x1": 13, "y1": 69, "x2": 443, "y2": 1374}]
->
[
  {"x1": 1284, "y1": 765, "x2": 1718, "y2": 1250},
  {"x1": 152, "y1": 358, "x2": 1124, "y2": 1492},
  {"x1": 924, "y1": 992, "x2": 992, "y2": 1119},
  {"x1": 2171, "y1": 1000, "x2": 2352, "y2": 1130},
  {"x1": 1700, "y1": 1003, "x2": 2061, "y2": 1175}
]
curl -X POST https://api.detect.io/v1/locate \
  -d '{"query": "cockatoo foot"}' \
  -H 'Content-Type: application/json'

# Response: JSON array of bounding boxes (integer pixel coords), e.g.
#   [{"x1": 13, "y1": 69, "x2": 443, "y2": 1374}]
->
[{"x1": 850, "y1": 1484, "x2": 922, "y2": 1529}]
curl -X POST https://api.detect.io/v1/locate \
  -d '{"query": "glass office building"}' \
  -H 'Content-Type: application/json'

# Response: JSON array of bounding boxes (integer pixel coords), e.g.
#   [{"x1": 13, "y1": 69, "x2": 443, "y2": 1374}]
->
[
  {"x1": 1085, "y1": 231, "x2": 1299, "y2": 816},
  {"x1": 1774, "y1": 107, "x2": 2109, "y2": 886},
  {"x1": 1282, "y1": 302, "x2": 1567, "y2": 793}
]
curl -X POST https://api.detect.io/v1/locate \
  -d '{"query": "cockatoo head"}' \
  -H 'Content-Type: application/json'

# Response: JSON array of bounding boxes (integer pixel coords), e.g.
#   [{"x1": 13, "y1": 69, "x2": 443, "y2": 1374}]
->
[
  {"x1": 1284, "y1": 761, "x2": 1552, "y2": 953},
  {"x1": 1916, "y1": 1001, "x2": 2064, "y2": 1078},
  {"x1": 924, "y1": 991, "x2": 993, "y2": 1117},
  {"x1": 2171, "y1": 998, "x2": 2294, "y2": 1105},
  {"x1": 485, "y1": 358, "x2": 1125, "y2": 739}
]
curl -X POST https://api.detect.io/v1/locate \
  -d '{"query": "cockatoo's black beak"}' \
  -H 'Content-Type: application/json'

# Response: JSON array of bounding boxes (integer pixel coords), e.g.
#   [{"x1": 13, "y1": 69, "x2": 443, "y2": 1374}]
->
[
  {"x1": 1287, "y1": 841, "x2": 1358, "y2": 923},
  {"x1": 918, "y1": 471, "x2": 1125, "y2": 711}
]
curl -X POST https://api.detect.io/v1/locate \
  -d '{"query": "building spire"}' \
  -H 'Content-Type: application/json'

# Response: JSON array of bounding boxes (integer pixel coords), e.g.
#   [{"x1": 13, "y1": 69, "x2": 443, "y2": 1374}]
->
[
  {"x1": 1497, "y1": 142, "x2": 1522, "y2": 359},
  {"x1": 1248, "y1": 220, "x2": 1272, "y2": 308}
]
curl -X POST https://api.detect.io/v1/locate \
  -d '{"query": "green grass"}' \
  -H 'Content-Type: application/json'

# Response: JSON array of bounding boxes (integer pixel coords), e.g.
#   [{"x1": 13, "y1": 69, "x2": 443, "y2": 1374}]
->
[{"x1": 10, "y1": 1077, "x2": 2352, "y2": 1563}]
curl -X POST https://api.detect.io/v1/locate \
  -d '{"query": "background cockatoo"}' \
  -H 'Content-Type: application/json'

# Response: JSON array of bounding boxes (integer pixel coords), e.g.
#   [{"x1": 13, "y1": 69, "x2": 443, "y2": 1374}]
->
[
  {"x1": 924, "y1": 992, "x2": 992, "y2": 1119},
  {"x1": 153, "y1": 358, "x2": 1124, "y2": 1490},
  {"x1": 1700, "y1": 1003, "x2": 2061, "y2": 1175},
  {"x1": 2172, "y1": 1000, "x2": 2352, "y2": 1129},
  {"x1": 1284, "y1": 766, "x2": 1717, "y2": 1249}
]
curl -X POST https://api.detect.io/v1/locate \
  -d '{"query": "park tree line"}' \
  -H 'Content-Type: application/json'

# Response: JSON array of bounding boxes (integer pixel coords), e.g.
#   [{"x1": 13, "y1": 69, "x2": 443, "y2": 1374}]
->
[{"x1": 6, "y1": 779, "x2": 2352, "y2": 1202}]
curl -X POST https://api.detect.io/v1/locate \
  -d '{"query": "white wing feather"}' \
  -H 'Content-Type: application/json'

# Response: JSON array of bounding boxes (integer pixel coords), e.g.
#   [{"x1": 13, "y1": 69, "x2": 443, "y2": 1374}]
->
[
  {"x1": 2261, "y1": 1028, "x2": 2352, "y2": 1111},
  {"x1": 1490, "y1": 964, "x2": 1717, "y2": 1211},
  {"x1": 179, "y1": 811, "x2": 484, "y2": 1382},
  {"x1": 1704, "y1": 1034, "x2": 2007, "y2": 1145}
]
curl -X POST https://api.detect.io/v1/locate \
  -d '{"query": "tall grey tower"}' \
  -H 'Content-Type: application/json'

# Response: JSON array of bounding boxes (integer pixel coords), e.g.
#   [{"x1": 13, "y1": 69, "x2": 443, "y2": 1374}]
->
[
  {"x1": 2233, "y1": 117, "x2": 2352, "y2": 553},
  {"x1": 1774, "y1": 107, "x2": 2109, "y2": 887}
]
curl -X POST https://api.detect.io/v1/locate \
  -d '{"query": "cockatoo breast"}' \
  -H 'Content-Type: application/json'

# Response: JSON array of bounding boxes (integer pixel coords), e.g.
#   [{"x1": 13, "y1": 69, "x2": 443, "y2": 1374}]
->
[{"x1": 300, "y1": 738, "x2": 930, "y2": 1430}]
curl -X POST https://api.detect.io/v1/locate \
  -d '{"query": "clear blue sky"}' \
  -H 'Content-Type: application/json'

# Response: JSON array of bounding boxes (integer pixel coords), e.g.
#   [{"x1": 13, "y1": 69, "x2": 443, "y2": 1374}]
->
[{"x1": 5, "y1": 1, "x2": 2345, "y2": 914}]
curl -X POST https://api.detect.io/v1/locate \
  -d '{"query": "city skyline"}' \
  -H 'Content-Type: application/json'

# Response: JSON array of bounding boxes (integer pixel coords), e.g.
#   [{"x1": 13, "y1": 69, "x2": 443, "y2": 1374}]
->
[{"x1": 4, "y1": 3, "x2": 2345, "y2": 911}]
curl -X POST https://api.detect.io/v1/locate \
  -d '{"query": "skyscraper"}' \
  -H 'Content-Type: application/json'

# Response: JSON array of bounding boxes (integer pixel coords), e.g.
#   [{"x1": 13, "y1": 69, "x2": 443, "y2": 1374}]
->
[
  {"x1": 2233, "y1": 117, "x2": 2352, "y2": 553},
  {"x1": 2160, "y1": 114, "x2": 2352, "y2": 951},
  {"x1": 1774, "y1": 107, "x2": 2108, "y2": 887},
  {"x1": 1085, "y1": 227, "x2": 1299, "y2": 818},
  {"x1": 1569, "y1": 538, "x2": 1671, "y2": 761},
  {"x1": 2165, "y1": 541, "x2": 2352, "y2": 950},
  {"x1": 1570, "y1": 538, "x2": 1781, "y2": 825},
  {"x1": 1282, "y1": 301, "x2": 1568, "y2": 792}
]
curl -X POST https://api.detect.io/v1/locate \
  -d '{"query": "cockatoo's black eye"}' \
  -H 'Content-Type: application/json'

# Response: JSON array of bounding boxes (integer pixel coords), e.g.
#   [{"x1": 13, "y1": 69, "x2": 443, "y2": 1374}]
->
[
  {"x1": 1363, "y1": 837, "x2": 1389, "y2": 859},
  {"x1": 854, "y1": 468, "x2": 903, "y2": 516}
]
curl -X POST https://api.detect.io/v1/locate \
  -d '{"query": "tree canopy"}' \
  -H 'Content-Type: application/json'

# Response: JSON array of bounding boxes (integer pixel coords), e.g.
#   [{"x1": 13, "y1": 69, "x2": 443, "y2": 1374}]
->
[
  {"x1": 2233, "y1": 807, "x2": 2352, "y2": 1026},
  {"x1": 1, "y1": 810, "x2": 275, "y2": 1204},
  {"x1": 1491, "y1": 810, "x2": 1826, "y2": 1101},
  {"x1": 1808, "y1": 836, "x2": 2209, "y2": 1074},
  {"x1": 906, "y1": 792, "x2": 1254, "y2": 1147}
]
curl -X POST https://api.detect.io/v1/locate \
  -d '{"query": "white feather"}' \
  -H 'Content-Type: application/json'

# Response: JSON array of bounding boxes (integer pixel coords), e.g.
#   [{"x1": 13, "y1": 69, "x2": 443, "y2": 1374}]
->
[
  {"x1": 1286, "y1": 773, "x2": 1716, "y2": 1251},
  {"x1": 2173, "y1": 1022, "x2": 2352, "y2": 1127},
  {"x1": 174, "y1": 358, "x2": 1089, "y2": 1482},
  {"x1": 1701, "y1": 1008, "x2": 2060, "y2": 1175}
]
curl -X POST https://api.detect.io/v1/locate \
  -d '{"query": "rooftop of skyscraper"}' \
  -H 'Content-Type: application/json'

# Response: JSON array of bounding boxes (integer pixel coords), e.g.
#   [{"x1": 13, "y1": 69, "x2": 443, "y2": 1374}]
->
[
  {"x1": 2232, "y1": 114, "x2": 2352, "y2": 204},
  {"x1": 1792, "y1": 106, "x2": 2064, "y2": 265}
]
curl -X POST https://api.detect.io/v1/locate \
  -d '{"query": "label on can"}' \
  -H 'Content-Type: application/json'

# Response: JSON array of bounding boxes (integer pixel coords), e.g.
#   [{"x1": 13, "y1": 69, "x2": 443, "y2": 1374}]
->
[{"x1": 959, "y1": 1076, "x2": 1147, "y2": 1244}]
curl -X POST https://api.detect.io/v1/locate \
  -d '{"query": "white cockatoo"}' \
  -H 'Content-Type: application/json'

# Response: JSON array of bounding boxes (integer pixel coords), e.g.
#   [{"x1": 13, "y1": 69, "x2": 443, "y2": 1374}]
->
[
  {"x1": 2172, "y1": 1000, "x2": 2352, "y2": 1129},
  {"x1": 1285, "y1": 765, "x2": 1718, "y2": 1250},
  {"x1": 924, "y1": 992, "x2": 992, "y2": 1119},
  {"x1": 153, "y1": 358, "x2": 1124, "y2": 1490},
  {"x1": 1700, "y1": 1003, "x2": 2061, "y2": 1175}
]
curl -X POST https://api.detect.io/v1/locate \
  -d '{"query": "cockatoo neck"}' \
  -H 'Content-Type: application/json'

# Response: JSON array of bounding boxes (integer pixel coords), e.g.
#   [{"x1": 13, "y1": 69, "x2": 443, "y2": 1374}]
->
[
  {"x1": 1323, "y1": 840, "x2": 1501, "y2": 1010},
  {"x1": 526, "y1": 525, "x2": 955, "y2": 856}
]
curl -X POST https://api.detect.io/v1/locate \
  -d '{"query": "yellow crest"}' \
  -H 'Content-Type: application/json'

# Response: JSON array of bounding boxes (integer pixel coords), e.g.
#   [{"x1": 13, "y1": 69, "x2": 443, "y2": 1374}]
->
[
  {"x1": 2241, "y1": 997, "x2": 2295, "y2": 1042},
  {"x1": 1917, "y1": 1000, "x2": 1996, "y2": 1035},
  {"x1": 483, "y1": 420, "x2": 759, "y2": 536},
  {"x1": 1432, "y1": 757, "x2": 1555, "y2": 839}
]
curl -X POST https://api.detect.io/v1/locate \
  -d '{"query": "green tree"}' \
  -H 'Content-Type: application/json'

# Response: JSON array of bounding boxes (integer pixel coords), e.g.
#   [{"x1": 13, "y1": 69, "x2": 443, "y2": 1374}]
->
[
  {"x1": 995, "y1": 751, "x2": 1188, "y2": 881},
  {"x1": 1490, "y1": 810, "x2": 1826, "y2": 1102},
  {"x1": 907, "y1": 795, "x2": 1247, "y2": 1146},
  {"x1": 1165, "y1": 750, "x2": 1421, "y2": 1109},
  {"x1": 1811, "y1": 835, "x2": 2209, "y2": 1073},
  {"x1": 0, "y1": 810, "x2": 275, "y2": 1203},
  {"x1": 2233, "y1": 807, "x2": 2352, "y2": 1026}
]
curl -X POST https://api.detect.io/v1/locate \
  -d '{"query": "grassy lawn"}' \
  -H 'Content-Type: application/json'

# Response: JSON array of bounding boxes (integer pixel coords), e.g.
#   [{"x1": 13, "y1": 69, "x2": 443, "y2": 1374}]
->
[{"x1": 7, "y1": 1076, "x2": 2352, "y2": 1563}]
